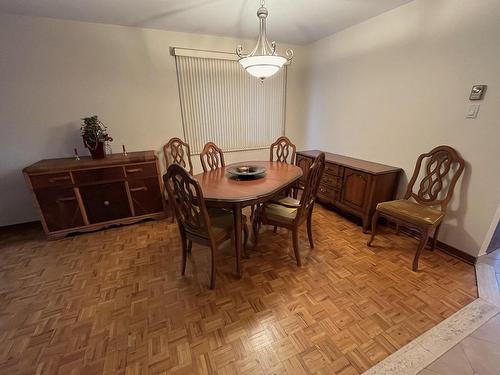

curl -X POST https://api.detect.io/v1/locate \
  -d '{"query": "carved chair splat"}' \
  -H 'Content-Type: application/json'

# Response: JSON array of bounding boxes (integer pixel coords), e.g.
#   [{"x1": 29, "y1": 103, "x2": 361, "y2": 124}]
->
[{"x1": 200, "y1": 142, "x2": 225, "y2": 172}]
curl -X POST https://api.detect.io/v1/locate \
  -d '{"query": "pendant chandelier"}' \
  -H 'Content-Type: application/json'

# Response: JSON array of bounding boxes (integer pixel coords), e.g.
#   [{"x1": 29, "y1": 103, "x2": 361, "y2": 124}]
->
[{"x1": 236, "y1": 0, "x2": 293, "y2": 81}]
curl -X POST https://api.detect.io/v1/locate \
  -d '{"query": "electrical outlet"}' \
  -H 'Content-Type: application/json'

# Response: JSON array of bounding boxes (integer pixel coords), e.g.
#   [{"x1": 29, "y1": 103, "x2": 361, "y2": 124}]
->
[{"x1": 466, "y1": 104, "x2": 480, "y2": 119}]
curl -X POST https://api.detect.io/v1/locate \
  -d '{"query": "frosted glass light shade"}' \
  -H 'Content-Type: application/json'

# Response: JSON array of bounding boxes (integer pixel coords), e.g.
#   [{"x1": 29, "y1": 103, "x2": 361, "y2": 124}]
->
[{"x1": 239, "y1": 55, "x2": 287, "y2": 80}]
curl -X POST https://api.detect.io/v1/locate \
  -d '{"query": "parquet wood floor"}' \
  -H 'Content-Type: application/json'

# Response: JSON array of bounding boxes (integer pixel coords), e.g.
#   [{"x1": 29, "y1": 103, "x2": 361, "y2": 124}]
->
[{"x1": 0, "y1": 206, "x2": 477, "y2": 375}]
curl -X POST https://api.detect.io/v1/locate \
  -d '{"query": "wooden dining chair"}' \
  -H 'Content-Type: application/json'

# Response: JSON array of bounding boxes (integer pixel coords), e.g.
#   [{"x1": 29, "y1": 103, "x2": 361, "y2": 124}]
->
[
  {"x1": 253, "y1": 152, "x2": 325, "y2": 266},
  {"x1": 163, "y1": 137, "x2": 193, "y2": 175},
  {"x1": 268, "y1": 136, "x2": 297, "y2": 227},
  {"x1": 368, "y1": 145, "x2": 465, "y2": 271},
  {"x1": 164, "y1": 164, "x2": 248, "y2": 289},
  {"x1": 200, "y1": 142, "x2": 225, "y2": 172},
  {"x1": 270, "y1": 136, "x2": 297, "y2": 164},
  {"x1": 162, "y1": 137, "x2": 194, "y2": 221}
]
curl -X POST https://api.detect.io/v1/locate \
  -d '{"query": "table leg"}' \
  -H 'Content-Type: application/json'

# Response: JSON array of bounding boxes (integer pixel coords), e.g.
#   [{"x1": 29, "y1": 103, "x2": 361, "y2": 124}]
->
[{"x1": 233, "y1": 202, "x2": 242, "y2": 278}]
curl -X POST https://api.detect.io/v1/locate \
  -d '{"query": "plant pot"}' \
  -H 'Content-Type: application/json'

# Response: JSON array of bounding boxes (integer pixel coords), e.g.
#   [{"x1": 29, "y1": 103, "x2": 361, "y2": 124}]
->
[{"x1": 83, "y1": 138, "x2": 106, "y2": 159}]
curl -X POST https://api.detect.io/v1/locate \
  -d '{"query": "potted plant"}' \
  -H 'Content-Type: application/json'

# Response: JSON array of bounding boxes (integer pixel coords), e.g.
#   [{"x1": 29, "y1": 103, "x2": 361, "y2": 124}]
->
[{"x1": 81, "y1": 115, "x2": 113, "y2": 159}]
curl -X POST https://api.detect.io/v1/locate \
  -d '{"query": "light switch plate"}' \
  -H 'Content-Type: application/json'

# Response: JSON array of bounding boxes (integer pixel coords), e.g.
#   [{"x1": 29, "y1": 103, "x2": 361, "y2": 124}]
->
[{"x1": 466, "y1": 104, "x2": 480, "y2": 119}]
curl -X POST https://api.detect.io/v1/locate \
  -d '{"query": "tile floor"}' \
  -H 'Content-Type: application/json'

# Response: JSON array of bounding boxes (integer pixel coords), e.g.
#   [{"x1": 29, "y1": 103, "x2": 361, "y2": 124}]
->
[{"x1": 418, "y1": 249, "x2": 500, "y2": 375}]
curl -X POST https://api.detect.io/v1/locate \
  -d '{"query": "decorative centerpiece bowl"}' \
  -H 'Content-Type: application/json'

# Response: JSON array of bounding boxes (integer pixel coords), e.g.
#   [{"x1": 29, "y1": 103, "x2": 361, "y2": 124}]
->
[{"x1": 227, "y1": 165, "x2": 266, "y2": 180}]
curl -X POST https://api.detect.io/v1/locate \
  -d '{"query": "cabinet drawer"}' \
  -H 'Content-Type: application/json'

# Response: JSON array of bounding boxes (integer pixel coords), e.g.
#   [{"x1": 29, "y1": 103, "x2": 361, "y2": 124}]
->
[
  {"x1": 125, "y1": 163, "x2": 158, "y2": 180},
  {"x1": 30, "y1": 172, "x2": 72, "y2": 189},
  {"x1": 79, "y1": 182, "x2": 131, "y2": 223},
  {"x1": 129, "y1": 177, "x2": 164, "y2": 216},
  {"x1": 321, "y1": 175, "x2": 342, "y2": 189},
  {"x1": 317, "y1": 183, "x2": 339, "y2": 204},
  {"x1": 324, "y1": 163, "x2": 343, "y2": 177},
  {"x1": 73, "y1": 167, "x2": 124, "y2": 185},
  {"x1": 34, "y1": 187, "x2": 84, "y2": 231}
]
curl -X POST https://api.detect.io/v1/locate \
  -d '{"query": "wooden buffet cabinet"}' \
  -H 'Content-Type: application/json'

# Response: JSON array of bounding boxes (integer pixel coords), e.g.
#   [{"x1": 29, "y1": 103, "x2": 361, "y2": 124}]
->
[
  {"x1": 23, "y1": 151, "x2": 166, "y2": 239},
  {"x1": 296, "y1": 150, "x2": 402, "y2": 232}
]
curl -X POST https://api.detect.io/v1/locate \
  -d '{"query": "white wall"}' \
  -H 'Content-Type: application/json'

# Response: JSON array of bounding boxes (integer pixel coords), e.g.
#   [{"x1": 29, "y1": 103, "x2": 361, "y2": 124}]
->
[
  {"x1": 0, "y1": 13, "x2": 309, "y2": 226},
  {"x1": 305, "y1": 0, "x2": 500, "y2": 256}
]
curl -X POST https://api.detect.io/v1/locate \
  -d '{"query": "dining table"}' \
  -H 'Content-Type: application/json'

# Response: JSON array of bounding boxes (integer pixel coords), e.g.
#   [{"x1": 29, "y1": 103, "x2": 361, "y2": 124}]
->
[{"x1": 194, "y1": 160, "x2": 303, "y2": 277}]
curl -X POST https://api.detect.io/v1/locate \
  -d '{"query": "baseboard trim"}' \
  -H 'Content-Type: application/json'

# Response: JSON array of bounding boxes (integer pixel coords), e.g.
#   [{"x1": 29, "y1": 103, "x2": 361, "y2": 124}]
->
[{"x1": 435, "y1": 239, "x2": 477, "y2": 265}]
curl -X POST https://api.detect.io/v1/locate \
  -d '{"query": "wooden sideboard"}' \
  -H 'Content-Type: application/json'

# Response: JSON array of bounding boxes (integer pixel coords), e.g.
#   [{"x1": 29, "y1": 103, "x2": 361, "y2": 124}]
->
[
  {"x1": 23, "y1": 151, "x2": 166, "y2": 239},
  {"x1": 296, "y1": 150, "x2": 402, "y2": 232}
]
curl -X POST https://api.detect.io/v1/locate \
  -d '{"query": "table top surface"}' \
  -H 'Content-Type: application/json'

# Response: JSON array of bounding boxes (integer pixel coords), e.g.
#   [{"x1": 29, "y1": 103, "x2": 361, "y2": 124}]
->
[{"x1": 194, "y1": 161, "x2": 302, "y2": 203}]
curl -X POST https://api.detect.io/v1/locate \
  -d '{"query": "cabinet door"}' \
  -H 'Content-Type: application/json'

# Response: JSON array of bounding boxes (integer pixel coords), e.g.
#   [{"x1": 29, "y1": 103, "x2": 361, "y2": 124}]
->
[
  {"x1": 128, "y1": 177, "x2": 164, "y2": 216},
  {"x1": 79, "y1": 182, "x2": 131, "y2": 224},
  {"x1": 296, "y1": 155, "x2": 313, "y2": 185},
  {"x1": 35, "y1": 187, "x2": 84, "y2": 231},
  {"x1": 341, "y1": 168, "x2": 371, "y2": 211}
]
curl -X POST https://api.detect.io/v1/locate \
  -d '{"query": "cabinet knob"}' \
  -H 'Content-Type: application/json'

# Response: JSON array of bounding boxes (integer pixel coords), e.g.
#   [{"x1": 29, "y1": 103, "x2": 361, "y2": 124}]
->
[{"x1": 104, "y1": 200, "x2": 110, "y2": 206}]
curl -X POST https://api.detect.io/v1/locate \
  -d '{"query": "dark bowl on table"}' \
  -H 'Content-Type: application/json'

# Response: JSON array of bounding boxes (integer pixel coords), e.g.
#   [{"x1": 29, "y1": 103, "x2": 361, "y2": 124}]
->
[{"x1": 227, "y1": 165, "x2": 266, "y2": 180}]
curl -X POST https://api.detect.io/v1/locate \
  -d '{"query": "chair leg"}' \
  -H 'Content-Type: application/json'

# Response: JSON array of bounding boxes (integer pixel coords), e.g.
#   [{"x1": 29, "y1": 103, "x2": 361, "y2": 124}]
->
[
  {"x1": 180, "y1": 231, "x2": 188, "y2": 276},
  {"x1": 252, "y1": 217, "x2": 259, "y2": 248},
  {"x1": 292, "y1": 228, "x2": 302, "y2": 267},
  {"x1": 187, "y1": 240, "x2": 192, "y2": 254},
  {"x1": 209, "y1": 243, "x2": 216, "y2": 289},
  {"x1": 307, "y1": 209, "x2": 314, "y2": 249},
  {"x1": 243, "y1": 224, "x2": 249, "y2": 258},
  {"x1": 413, "y1": 231, "x2": 430, "y2": 272},
  {"x1": 431, "y1": 223, "x2": 442, "y2": 251},
  {"x1": 367, "y1": 211, "x2": 380, "y2": 246}
]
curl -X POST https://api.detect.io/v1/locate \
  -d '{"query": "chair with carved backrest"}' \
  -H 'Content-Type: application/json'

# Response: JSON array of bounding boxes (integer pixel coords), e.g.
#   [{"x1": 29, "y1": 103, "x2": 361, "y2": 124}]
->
[
  {"x1": 368, "y1": 145, "x2": 465, "y2": 271},
  {"x1": 162, "y1": 137, "x2": 194, "y2": 221},
  {"x1": 163, "y1": 137, "x2": 193, "y2": 175},
  {"x1": 200, "y1": 142, "x2": 225, "y2": 172},
  {"x1": 270, "y1": 136, "x2": 297, "y2": 164},
  {"x1": 253, "y1": 152, "x2": 325, "y2": 266},
  {"x1": 268, "y1": 136, "x2": 298, "y2": 227},
  {"x1": 164, "y1": 164, "x2": 248, "y2": 289}
]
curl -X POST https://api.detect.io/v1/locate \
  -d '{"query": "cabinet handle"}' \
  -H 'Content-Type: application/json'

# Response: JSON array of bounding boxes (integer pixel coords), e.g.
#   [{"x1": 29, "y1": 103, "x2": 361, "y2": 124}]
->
[
  {"x1": 130, "y1": 186, "x2": 148, "y2": 192},
  {"x1": 50, "y1": 176, "x2": 70, "y2": 183},
  {"x1": 104, "y1": 200, "x2": 110, "y2": 206},
  {"x1": 57, "y1": 196, "x2": 76, "y2": 203},
  {"x1": 126, "y1": 168, "x2": 143, "y2": 173}
]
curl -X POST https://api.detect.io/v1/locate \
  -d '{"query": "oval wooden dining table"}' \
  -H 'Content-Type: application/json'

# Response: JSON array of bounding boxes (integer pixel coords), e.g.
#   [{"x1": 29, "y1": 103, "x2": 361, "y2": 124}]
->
[{"x1": 194, "y1": 161, "x2": 303, "y2": 277}]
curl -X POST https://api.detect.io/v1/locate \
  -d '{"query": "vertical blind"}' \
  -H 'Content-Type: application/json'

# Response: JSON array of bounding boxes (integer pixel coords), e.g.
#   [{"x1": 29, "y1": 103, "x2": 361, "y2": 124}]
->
[{"x1": 175, "y1": 54, "x2": 287, "y2": 154}]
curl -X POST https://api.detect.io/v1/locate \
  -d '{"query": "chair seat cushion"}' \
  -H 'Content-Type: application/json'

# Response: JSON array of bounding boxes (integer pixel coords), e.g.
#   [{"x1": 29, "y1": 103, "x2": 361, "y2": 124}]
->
[
  {"x1": 274, "y1": 196, "x2": 301, "y2": 207},
  {"x1": 263, "y1": 203, "x2": 298, "y2": 223},
  {"x1": 377, "y1": 200, "x2": 444, "y2": 226}
]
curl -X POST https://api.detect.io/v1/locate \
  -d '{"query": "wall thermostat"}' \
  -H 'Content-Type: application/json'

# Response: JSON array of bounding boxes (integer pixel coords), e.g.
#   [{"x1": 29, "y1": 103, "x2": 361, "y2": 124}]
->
[{"x1": 470, "y1": 85, "x2": 487, "y2": 100}]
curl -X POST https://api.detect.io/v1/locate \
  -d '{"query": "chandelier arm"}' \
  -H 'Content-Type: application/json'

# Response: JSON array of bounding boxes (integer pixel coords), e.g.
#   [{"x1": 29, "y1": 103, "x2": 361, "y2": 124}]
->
[
  {"x1": 270, "y1": 41, "x2": 277, "y2": 55},
  {"x1": 236, "y1": 45, "x2": 247, "y2": 58}
]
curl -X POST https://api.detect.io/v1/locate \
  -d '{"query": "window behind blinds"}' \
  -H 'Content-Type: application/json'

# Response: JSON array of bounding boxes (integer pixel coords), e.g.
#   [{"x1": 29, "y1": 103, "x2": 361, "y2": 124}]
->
[{"x1": 175, "y1": 55, "x2": 287, "y2": 154}]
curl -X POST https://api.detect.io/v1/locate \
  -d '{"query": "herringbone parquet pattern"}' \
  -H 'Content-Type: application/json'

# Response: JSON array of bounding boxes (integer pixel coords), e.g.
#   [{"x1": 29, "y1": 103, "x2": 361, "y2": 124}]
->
[{"x1": 0, "y1": 206, "x2": 477, "y2": 374}]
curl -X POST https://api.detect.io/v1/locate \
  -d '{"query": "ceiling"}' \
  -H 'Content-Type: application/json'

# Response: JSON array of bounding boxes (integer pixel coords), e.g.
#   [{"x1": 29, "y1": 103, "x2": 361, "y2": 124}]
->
[{"x1": 0, "y1": 0, "x2": 414, "y2": 45}]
